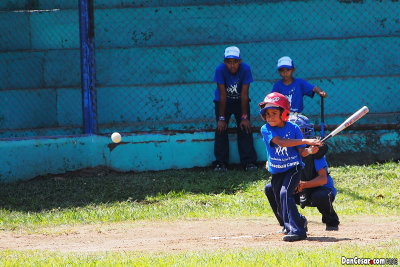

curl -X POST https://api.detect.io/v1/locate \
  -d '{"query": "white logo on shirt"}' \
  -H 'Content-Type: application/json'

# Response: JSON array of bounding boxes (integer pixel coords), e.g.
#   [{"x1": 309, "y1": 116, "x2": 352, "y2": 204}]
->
[
  {"x1": 227, "y1": 83, "x2": 238, "y2": 95},
  {"x1": 287, "y1": 94, "x2": 292, "y2": 104},
  {"x1": 285, "y1": 88, "x2": 296, "y2": 106},
  {"x1": 275, "y1": 146, "x2": 288, "y2": 157}
]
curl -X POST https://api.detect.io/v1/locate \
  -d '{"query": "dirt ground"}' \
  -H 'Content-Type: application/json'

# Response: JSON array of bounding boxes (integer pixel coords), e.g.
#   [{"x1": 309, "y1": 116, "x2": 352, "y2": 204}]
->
[{"x1": 1, "y1": 216, "x2": 399, "y2": 253}]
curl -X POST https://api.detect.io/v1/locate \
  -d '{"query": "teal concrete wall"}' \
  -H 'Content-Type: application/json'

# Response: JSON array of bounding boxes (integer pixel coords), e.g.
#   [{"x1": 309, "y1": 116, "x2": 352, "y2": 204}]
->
[
  {"x1": 96, "y1": 75, "x2": 400, "y2": 132},
  {"x1": 0, "y1": 133, "x2": 218, "y2": 182},
  {"x1": 1, "y1": 1, "x2": 399, "y2": 136},
  {"x1": 5, "y1": 35, "x2": 398, "y2": 90},
  {"x1": 1, "y1": 1, "x2": 399, "y2": 135},
  {"x1": 1, "y1": 130, "x2": 399, "y2": 182}
]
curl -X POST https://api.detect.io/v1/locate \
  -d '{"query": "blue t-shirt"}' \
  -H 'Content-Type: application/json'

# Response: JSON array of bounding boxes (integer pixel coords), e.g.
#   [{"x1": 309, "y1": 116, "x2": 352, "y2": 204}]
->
[
  {"x1": 261, "y1": 121, "x2": 306, "y2": 174},
  {"x1": 272, "y1": 78, "x2": 315, "y2": 113},
  {"x1": 314, "y1": 157, "x2": 337, "y2": 197},
  {"x1": 213, "y1": 63, "x2": 253, "y2": 103}
]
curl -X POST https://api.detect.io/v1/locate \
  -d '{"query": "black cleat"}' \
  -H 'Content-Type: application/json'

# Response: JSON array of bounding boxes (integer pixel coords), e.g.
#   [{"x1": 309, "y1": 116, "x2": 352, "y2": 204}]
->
[
  {"x1": 326, "y1": 225, "x2": 339, "y2": 231},
  {"x1": 214, "y1": 162, "x2": 227, "y2": 172},
  {"x1": 283, "y1": 234, "x2": 307, "y2": 242},
  {"x1": 244, "y1": 163, "x2": 258, "y2": 171}
]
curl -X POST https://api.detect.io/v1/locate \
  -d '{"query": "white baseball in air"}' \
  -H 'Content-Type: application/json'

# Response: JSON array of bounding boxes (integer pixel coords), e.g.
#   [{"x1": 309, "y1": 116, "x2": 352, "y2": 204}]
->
[{"x1": 111, "y1": 132, "x2": 121, "y2": 143}]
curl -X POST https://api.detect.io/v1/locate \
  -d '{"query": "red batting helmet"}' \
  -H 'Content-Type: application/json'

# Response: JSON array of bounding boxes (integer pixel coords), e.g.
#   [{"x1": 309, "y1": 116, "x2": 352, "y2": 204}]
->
[{"x1": 259, "y1": 92, "x2": 290, "y2": 121}]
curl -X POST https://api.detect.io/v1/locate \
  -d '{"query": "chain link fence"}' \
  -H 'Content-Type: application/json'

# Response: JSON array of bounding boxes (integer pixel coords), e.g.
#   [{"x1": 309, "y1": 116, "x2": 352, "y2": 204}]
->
[
  {"x1": 1, "y1": 0, "x2": 399, "y2": 139},
  {"x1": 0, "y1": 1, "x2": 82, "y2": 139}
]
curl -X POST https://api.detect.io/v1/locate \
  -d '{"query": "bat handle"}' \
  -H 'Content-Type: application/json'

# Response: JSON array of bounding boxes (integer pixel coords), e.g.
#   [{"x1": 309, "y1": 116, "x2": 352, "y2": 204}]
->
[
  {"x1": 321, "y1": 134, "x2": 331, "y2": 143},
  {"x1": 321, "y1": 96, "x2": 325, "y2": 138}
]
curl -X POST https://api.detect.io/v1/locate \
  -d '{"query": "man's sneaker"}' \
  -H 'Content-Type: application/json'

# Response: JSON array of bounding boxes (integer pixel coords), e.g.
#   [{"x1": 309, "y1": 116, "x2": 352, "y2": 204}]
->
[
  {"x1": 283, "y1": 234, "x2": 307, "y2": 242},
  {"x1": 244, "y1": 163, "x2": 258, "y2": 171},
  {"x1": 214, "y1": 162, "x2": 227, "y2": 172},
  {"x1": 276, "y1": 227, "x2": 288, "y2": 234},
  {"x1": 326, "y1": 225, "x2": 339, "y2": 231}
]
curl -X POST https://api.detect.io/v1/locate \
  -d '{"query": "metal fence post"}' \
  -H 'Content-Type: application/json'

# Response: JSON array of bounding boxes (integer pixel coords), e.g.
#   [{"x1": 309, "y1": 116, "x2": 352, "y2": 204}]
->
[{"x1": 79, "y1": 0, "x2": 97, "y2": 134}]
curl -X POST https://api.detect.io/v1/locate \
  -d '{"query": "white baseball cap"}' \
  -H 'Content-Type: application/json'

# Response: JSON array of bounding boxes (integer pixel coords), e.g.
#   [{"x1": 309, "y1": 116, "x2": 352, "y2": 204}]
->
[
  {"x1": 277, "y1": 56, "x2": 294, "y2": 69},
  {"x1": 224, "y1": 46, "x2": 241, "y2": 59}
]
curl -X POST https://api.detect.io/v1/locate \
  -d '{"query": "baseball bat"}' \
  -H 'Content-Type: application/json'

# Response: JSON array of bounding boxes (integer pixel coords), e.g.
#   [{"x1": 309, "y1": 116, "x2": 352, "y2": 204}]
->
[{"x1": 321, "y1": 106, "x2": 369, "y2": 143}]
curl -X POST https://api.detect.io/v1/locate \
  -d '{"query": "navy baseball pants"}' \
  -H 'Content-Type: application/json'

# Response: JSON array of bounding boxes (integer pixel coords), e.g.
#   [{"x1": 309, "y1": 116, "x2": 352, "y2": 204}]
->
[
  {"x1": 270, "y1": 165, "x2": 307, "y2": 237},
  {"x1": 265, "y1": 183, "x2": 340, "y2": 228},
  {"x1": 214, "y1": 101, "x2": 257, "y2": 166}
]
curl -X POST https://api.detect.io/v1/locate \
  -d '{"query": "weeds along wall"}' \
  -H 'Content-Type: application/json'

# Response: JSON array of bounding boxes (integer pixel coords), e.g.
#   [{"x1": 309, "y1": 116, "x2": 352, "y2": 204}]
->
[{"x1": 0, "y1": 0, "x2": 399, "y2": 182}]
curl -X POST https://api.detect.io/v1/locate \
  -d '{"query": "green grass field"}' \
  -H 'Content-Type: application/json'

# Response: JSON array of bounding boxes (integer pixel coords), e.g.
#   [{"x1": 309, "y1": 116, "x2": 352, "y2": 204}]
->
[
  {"x1": 0, "y1": 161, "x2": 399, "y2": 266},
  {"x1": 1, "y1": 243, "x2": 399, "y2": 266}
]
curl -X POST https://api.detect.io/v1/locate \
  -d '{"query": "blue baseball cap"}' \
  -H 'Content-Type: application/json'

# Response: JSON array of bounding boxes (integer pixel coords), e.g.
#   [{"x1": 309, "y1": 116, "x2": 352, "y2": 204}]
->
[
  {"x1": 277, "y1": 56, "x2": 294, "y2": 69},
  {"x1": 224, "y1": 46, "x2": 241, "y2": 59}
]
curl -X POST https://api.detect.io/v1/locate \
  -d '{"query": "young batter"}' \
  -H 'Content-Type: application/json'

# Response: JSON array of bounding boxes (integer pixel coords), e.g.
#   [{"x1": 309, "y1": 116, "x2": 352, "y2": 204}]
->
[
  {"x1": 265, "y1": 114, "x2": 340, "y2": 232},
  {"x1": 259, "y1": 92, "x2": 322, "y2": 241}
]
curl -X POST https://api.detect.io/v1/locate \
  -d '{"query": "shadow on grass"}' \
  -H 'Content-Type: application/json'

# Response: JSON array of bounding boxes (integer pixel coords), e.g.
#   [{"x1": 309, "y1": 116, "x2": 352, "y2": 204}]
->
[
  {"x1": 307, "y1": 237, "x2": 352, "y2": 242},
  {"x1": 0, "y1": 165, "x2": 269, "y2": 212},
  {"x1": 337, "y1": 187, "x2": 395, "y2": 210}
]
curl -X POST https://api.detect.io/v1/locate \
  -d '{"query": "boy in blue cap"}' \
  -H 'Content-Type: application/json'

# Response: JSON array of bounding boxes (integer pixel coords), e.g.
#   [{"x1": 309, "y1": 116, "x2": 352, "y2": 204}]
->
[
  {"x1": 272, "y1": 56, "x2": 327, "y2": 114},
  {"x1": 213, "y1": 46, "x2": 258, "y2": 171}
]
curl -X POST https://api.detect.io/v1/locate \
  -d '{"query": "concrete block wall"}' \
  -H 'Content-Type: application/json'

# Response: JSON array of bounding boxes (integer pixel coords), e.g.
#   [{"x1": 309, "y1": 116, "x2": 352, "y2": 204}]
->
[
  {"x1": 1, "y1": 1, "x2": 400, "y2": 134},
  {"x1": 1, "y1": 129, "x2": 399, "y2": 182},
  {"x1": 0, "y1": 6, "x2": 81, "y2": 136}
]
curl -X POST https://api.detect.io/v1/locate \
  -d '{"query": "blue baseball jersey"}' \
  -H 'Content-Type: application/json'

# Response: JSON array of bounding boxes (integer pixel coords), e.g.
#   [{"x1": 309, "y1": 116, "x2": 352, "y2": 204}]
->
[
  {"x1": 272, "y1": 78, "x2": 315, "y2": 113},
  {"x1": 261, "y1": 121, "x2": 306, "y2": 174},
  {"x1": 314, "y1": 157, "x2": 337, "y2": 197},
  {"x1": 213, "y1": 63, "x2": 253, "y2": 103}
]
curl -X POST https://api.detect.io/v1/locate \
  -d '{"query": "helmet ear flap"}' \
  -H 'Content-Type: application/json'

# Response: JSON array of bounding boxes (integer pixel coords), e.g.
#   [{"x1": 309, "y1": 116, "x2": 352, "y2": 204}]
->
[{"x1": 282, "y1": 110, "x2": 290, "y2": 122}]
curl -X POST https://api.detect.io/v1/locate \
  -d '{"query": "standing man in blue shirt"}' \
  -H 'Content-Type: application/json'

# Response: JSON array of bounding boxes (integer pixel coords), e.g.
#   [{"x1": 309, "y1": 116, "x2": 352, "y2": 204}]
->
[{"x1": 213, "y1": 46, "x2": 258, "y2": 171}]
